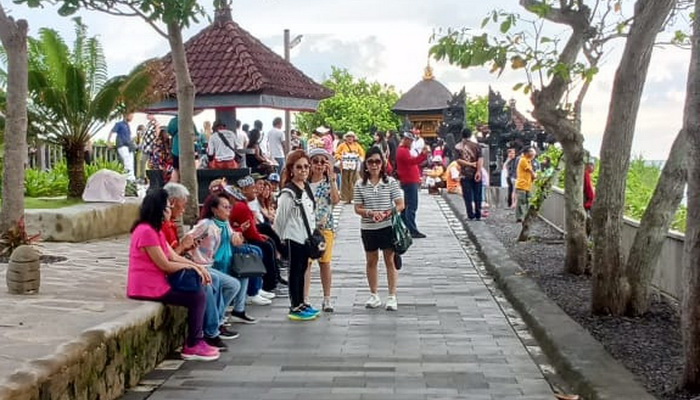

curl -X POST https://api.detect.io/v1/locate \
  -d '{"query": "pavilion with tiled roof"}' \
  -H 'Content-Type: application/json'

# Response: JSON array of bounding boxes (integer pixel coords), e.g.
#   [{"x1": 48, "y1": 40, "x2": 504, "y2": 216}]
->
[
  {"x1": 146, "y1": 5, "x2": 333, "y2": 121},
  {"x1": 392, "y1": 66, "x2": 453, "y2": 138}
]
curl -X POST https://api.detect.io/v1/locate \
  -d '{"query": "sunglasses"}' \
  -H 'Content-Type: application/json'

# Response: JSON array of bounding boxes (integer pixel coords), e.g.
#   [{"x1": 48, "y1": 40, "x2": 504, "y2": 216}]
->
[
  {"x1": 311, "y1": 158, "x2": 326, "y2": 165},
  {"x1": 220, "y1": 204, "x2": 232, "y2": 210},
  {"x1": 294, "y1": 164, "x2": 310, "y2": 170},
  {"x1": 366, "y1": 159, "x2": 382, "y2": 166}
]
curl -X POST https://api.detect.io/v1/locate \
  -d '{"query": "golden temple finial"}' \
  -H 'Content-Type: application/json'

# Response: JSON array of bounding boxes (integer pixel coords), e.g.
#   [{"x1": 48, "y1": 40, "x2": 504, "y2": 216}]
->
[{"x1": 423, "y1": 61, "x2": 434, "y2": 80}]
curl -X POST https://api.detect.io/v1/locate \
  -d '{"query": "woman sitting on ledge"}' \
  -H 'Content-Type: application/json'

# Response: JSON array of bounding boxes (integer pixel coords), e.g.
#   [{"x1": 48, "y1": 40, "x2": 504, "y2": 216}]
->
[{"x1": 126, "y1": 188, "x2": 219, "y2": 362}]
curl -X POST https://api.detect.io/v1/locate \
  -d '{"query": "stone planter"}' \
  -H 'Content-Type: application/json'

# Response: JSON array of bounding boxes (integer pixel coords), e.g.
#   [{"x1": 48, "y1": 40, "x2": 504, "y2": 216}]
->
[{"x1": 6, "y1": 245, "x2": 41, "y2": 294}]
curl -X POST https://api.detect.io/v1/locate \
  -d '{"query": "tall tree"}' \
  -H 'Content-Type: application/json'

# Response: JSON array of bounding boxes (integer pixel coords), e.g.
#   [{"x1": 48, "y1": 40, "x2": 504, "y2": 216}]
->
[
  {"x1": 431, "y1": 0, "x2": 614, "y2": 274},
  {"x1": 295, "y1": 67, "x2": 402, "y2": 148},
  {"x1": 17, "y1": 0, "x2": 205, "y2": 222},
  {"x1": 681, "y1": 0, "x2": 700, "y2": 389},
  {"x1": 590, "y1": 0, "x2": 676, "y2": 316},
  {"x1": 0, "y1": 3, "x2": 27, "y2": 233}
]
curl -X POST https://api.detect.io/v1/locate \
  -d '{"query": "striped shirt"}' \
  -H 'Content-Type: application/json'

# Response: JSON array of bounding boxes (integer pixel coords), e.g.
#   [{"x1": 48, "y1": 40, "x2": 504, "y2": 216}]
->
[{"x1": 353, "y1": 177, "x2": 403, "y2": 230}]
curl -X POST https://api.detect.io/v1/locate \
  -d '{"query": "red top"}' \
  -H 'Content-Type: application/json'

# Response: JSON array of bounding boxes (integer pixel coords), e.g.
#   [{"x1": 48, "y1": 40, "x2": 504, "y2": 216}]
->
[
  {"x1": 584, "y1": 169, "x2": 596, "y2": 210},
  {"x1": 162, "y1": 220, "x2": 179, "y2": 248},
  {"x1": 396, "y1": 144, "x2": 428, "y2": 184},
  {"x1": 229, "y1": 200, "x2": 265, "y2": 242}
]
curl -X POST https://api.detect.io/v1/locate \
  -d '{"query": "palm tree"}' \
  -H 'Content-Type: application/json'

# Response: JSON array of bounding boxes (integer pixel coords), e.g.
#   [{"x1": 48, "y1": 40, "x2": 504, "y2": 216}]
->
[{"x1": 18, "y1": 17, "x2": 155, "y2": 198}]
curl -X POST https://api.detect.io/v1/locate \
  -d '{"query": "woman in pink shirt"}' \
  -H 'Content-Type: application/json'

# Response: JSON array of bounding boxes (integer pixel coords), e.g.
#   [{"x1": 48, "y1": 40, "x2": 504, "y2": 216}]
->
[{"x1": 127, "y1": 189, "x2": 218, "y2": 361}]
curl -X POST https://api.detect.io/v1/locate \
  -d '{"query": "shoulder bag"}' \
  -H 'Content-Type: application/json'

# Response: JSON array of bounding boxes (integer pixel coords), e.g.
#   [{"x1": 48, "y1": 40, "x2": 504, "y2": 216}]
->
[
  {"x1": 213, "y1": 131, "x2": 243, "y2": 165},
  {"x1": 391, "y1": 208, "x2": 413, "y2": 255}
]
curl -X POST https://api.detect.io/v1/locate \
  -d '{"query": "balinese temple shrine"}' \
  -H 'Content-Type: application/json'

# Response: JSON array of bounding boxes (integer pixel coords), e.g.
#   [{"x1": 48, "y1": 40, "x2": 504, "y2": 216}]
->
[
  {"x1": 146, "y1": 3, "x2": 333, "y2": 127},
  {"x1": 392, "y1": 65, "x2": 453, "y2": 140}
]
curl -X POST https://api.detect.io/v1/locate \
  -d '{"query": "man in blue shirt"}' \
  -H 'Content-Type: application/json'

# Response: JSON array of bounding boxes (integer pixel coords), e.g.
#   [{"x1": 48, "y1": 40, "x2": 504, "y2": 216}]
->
[
  {"x1": 108, "y1": 113, "x2": 135, "y2": 181},
  {"x1": 167, "y1": 116, "x2": 180, "y2": 182}
]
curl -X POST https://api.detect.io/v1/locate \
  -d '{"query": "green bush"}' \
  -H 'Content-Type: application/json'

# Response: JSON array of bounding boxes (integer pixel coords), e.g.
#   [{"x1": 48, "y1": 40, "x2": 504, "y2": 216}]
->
[{"x1": 24, "y1": 159, "x2": 125, "y2": 197}]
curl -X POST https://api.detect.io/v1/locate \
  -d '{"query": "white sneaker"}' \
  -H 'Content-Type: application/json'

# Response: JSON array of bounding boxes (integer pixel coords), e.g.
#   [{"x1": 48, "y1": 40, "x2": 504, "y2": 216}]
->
[
  {"x1": 385, "y1": 295, "x2": 398, "y2": 311},
  {"x1": 259, "y1": 289, "x2": 276, "y2": 300},
  {"x1": 365, "y1": 293, "x2": 382, "y2": 309},
  {"x1": 247, "y1": 294, "x2": 272, "y2": 306}
]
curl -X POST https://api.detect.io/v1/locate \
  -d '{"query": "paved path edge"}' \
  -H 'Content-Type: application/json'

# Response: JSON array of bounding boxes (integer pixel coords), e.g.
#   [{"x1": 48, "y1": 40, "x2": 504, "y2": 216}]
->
[
  {"x1": 442, "y1": 192, "x2": 655, "y2": 400},
  {"x1": 0, "y1": 301, "x2": 186, "y2": 400}
]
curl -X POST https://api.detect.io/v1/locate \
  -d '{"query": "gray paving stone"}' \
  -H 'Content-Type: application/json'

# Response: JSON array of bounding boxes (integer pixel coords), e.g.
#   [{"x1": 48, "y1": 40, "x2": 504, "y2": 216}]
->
[{"x1": 137, "y1": 194, "x2": 553, "y2": 400}]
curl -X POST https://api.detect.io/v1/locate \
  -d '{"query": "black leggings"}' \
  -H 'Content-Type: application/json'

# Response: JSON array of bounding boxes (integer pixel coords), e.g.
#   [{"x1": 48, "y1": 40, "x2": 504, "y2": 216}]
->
[
  {"x1": 286, "y1": 239, "x2": 309, "y2": 309},
  {"x1": 132, "y1": 288, "x2": 206, "y2": 348},
  {"x1": 258, "y1": 223, "x2": 286, "y2": 256}
]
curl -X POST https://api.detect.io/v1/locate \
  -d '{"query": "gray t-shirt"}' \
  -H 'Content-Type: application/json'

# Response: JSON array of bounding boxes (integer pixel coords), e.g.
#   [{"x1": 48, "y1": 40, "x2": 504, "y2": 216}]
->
[{"x1": 267, "y1": 128, "x2": 285, "y2": 158}]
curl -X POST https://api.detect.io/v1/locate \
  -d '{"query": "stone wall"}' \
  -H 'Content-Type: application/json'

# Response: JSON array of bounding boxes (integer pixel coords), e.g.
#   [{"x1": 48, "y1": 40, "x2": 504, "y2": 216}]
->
[
  {"x1": 25, "y1": 200, "x2": 140, "y2": 242},
  {"x1": 0, "y1": 303, "x2": 186, "y2": 400},
  {"x1": 540, "y1": 187, "x2": 685, "y2": 299}
]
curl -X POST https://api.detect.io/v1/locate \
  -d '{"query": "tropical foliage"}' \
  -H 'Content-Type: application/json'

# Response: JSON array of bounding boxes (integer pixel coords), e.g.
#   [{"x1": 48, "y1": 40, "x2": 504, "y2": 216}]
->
[
  {"x1": 295, "y1": 67, "x2": 402, "y2": 148},
  {"x1": 467, "y1": 95, "x2": 489, "y2": 129},
  {"x1": 4, "y1": 18, "x2": 154, "y2": 198},
  {"x1": 24, "y1": 159, "x2": 125, "y2": 198}
]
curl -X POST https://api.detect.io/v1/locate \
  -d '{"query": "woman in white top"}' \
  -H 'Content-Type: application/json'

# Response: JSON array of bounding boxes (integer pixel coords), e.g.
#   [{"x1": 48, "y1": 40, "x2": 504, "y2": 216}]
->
[
  {"x1": 353, "y1": 147, "x2": 405, "y2": 311},
  {"x1": 274, "y1": 150, "x2": 322, "y2": 321}
]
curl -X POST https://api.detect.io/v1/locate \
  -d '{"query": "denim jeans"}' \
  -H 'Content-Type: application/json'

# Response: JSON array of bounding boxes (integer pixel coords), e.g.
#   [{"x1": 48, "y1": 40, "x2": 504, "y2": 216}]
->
[
  {"x1": 461, "y1": 178, "x2": 482, "y2": 219},
  {"x1": 401, "y1": 183, "x2": 420, "y2": 234},
  {"x1": 204, "y1": 269, "x2": 241, "y2": 338},
  {"x1": 275, "y1": 157, "x2": 285, "y2": 175},
  {"x1": 247, "y1": 276, "x2": 262, "y2": 297}
]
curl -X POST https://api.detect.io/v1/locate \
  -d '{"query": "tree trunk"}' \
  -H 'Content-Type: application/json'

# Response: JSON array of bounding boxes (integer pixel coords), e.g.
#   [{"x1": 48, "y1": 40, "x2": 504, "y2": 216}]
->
[
  {"x1": 65, "y1": 143, "x2": 86, "y2": 199},
  {"x1": 166, "y1": 21, "x2": 198, "y2": 224},
  {"x1": 625, "y1": 129, "x2": 687, "y2": 316},
  {"x1": 591, "y1": 0, "x2": 675, "y2": 316},
  {"x1": 561, "y1": 142, "x2": 587, "y2": 275},
  {"x1": 681, "y1": 0, "x2": 700, "y2": 389},
  {"x1": 0, "y1": 10, "x2": 28, "y2": 233}
]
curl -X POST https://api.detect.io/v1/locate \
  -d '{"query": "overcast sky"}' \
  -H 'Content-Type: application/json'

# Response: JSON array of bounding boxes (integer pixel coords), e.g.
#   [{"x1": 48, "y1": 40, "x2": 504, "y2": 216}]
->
[{"x1": 8, "y1": 0, "x2": 691, "y2": 160}]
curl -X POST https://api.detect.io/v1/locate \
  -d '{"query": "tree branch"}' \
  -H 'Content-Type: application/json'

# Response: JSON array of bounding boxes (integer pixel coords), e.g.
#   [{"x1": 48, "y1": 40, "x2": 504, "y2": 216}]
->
[{"x1": 520, "y1": 0, "x2": 588, "y2": 28}]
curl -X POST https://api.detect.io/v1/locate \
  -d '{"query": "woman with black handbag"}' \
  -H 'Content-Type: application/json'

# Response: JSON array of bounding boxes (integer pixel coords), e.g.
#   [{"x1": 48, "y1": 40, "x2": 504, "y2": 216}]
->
[
  {"x1": 353, "y1": 147, "x2": 405, "y2": 311},
  {"x1": 274, "y1": 150, "x2": 323, "y2": 321}
]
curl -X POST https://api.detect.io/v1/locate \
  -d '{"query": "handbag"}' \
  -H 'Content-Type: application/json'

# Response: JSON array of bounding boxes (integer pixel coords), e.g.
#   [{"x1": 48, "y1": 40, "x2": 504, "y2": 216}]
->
[
  {"x1": 168, "y1": 268, "x2": 202, "y2": 292},
  {"x1": 230, "y1": 251, "x2": 266, "y2": 278},
  {"x1": 391, "y1": 209, "x2": 413, "y2": 255},
  {"x1": 284, "y1": 184, "x2": 326, "y2": 260}
]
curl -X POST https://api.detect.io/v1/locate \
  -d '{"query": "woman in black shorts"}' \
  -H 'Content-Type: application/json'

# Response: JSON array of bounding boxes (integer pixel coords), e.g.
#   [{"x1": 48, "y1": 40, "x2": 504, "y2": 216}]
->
[{"x1": 353, "y1": 147, "x2": 405, "y2": 311}]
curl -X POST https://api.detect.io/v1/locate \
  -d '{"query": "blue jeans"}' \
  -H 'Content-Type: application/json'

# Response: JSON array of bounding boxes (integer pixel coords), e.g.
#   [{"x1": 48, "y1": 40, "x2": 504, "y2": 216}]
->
[
  {"x1": 204, "y1": 269, "x2": 241, "y2": 338},
  {"x1": 247, "y1": 276, "x2": 262, "y2": 297},
  {"x1": 461, "y1": 178, "x2": 483, "y2": 219},
  {"x1": 401, "y1": 183, "x2": 420, "y2": 234},
  {"x1": 275, "y1": 157, "x2": 285, "y2": 175}
]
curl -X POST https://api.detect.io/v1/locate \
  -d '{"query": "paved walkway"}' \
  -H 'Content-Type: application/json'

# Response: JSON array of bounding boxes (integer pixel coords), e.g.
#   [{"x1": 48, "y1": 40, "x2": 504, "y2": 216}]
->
[
  {"x1": 0, "y1": 237, "x2": 132, "y2": 380},
  {"x1": 139, "y1": 194, "x2": 554, "y2": 400}
]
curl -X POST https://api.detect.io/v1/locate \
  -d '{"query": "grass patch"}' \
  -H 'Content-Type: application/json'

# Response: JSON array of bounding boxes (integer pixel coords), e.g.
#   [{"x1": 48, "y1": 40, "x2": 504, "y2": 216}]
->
[{"x1": 24, "y1": 197, "x2": 82, "y2": 209}]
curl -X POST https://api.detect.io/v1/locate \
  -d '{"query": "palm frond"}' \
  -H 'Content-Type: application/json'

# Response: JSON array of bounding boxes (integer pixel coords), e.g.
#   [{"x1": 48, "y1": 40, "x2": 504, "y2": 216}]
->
[
  {"x1": 84, "y1": 36, "x2": 108, "y2": 98},
  {"x1": 37, "y1": 28, "x2": 70, "y2": 90},
  {"x1": 0, "y1": 46, "x2": 9, "y2": 89}
]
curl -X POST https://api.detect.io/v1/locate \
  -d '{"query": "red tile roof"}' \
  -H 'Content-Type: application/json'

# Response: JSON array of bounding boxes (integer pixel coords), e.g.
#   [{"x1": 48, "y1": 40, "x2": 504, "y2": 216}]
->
[{"x1": 150, "y1": 9, "x2": 333, "y2": 103}]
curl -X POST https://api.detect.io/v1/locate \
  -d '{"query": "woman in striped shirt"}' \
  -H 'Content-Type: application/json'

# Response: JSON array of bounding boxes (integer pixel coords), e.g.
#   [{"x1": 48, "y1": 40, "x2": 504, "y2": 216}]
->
[{"x1": 353, "y1": 147, "x2": 405, "y2": 311}]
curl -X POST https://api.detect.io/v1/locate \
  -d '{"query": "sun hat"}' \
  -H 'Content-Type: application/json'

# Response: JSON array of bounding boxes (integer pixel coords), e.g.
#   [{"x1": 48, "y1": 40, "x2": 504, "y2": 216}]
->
[
  {"x1": 344, "y1": 131, "x2": 357, "y2": 139},
  {"x1": 237, "y1": 176, "x2": 255, "y2": 188},
  {"x1": 224, "y1": 185, "x2": 246, "y2": 201},
  {"x1": 308, "y1": 147, "x2": 333, "y2": 162},
  {"x1": 315, "y1": 126, "x2": 330, "y2": 134},
  {"x1": 268, "y1": 173, "x2": 280, "y2": 183},
  {"x1": 402, "y1": 131, "x2": 416, "y2": 140},
  {"x1": 432, "y1": 155, "x2": 443, "y2": 164}
]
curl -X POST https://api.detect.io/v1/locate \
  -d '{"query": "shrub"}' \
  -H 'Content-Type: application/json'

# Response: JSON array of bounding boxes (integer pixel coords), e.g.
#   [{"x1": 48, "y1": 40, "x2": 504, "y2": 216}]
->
[{"x1": 24, "y1": 159, "x2": 125, "y2": 197}]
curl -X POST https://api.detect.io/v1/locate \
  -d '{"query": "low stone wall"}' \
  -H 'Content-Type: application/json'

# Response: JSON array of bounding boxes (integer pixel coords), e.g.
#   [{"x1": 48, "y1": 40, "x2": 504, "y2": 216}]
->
[
  {"x1": 0, "y1": 302, "x2": 186, "y2": 400},
  {"x1": 25, "y1": 200, "x2": 140, "y2": 242},
  {"x1": 540, "y1": 187, "x2": 684, "y2": 299}
]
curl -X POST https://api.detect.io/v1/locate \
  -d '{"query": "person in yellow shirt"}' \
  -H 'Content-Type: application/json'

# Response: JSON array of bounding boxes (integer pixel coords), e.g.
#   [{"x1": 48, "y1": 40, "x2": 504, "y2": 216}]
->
[
  {"x1": 515, "y1": 147, "x2": 537, "y2": 222},
  {"x1": 335, "y1": 131, "x2": 366, "y2": 203}
]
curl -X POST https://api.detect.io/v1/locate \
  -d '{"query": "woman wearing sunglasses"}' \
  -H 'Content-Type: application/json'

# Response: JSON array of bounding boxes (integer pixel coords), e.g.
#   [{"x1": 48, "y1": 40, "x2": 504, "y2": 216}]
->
[
  {"x1": 353, "y1": 147, "x2": 405, "y2": 311},
  {"x1": 274, "y1": 150, "x2": 322, "y2": 321},
  {"x1": 304, "y1": 148, "x2": 340, "y2": 312}
]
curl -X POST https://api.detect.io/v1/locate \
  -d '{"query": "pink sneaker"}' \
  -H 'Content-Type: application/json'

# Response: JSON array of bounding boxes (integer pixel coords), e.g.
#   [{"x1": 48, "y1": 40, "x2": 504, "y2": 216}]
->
[{"x1": 181, "y1": 340, "x2": 220, "y2": 361}]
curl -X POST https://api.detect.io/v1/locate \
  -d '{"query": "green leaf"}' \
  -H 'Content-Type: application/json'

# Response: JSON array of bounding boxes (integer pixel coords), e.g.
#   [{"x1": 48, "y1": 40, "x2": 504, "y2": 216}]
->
[
  {"x1": 512, "y1": 82, "x2": 525, "y2": 91},
  {"x1": 481, "y1": 16, "x2": 490, "y2": 29},
  {"x1": 540, "y1": 37, "x2": 552, "y2": 43},
  {"x1": 500, "y1": 19, "x2": 511, "y2": 33}
]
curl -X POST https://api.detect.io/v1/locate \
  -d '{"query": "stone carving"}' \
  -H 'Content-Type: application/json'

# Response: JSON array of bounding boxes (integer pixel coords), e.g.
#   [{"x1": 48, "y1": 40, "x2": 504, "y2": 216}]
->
[{"x1": 6, "y1": 245, "x2": 41, "y2": 294}]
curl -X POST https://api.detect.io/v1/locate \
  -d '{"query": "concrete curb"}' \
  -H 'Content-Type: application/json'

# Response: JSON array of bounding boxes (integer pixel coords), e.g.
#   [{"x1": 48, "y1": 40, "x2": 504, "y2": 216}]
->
[
  {"x1": 0, "y1": 301, "x2": 186, "y2": 400},
  {"x1": 442, "y1": 192, "x2": 655, "y2": 400}
]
